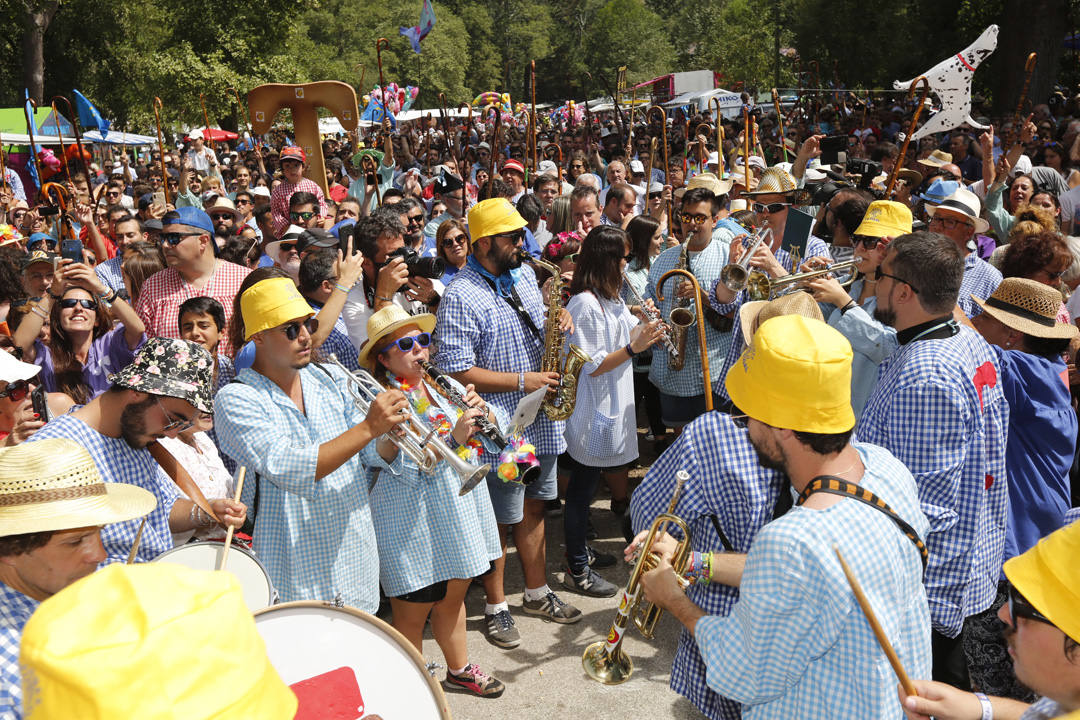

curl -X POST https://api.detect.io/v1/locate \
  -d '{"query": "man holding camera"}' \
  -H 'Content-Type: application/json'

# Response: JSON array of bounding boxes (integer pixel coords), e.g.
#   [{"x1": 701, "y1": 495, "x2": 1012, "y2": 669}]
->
[{"x1": 340, "y1": 213, "x2": 443, "y2": 349}]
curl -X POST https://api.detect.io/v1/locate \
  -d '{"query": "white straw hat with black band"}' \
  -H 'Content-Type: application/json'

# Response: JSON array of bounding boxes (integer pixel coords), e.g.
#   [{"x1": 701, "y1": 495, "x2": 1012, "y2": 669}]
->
[{"x1": 925, "y1": 187, "x2": 990, "y2": 234}]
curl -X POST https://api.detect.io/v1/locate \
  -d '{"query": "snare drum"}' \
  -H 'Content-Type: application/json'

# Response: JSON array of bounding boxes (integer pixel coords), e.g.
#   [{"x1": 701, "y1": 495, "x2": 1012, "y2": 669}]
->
[
  {"x1": 154, "y1": 541, "x2": 276, "y2": 611},
  {"x1": 254, "y1": 601, "x2": 452, "y2": 720}
]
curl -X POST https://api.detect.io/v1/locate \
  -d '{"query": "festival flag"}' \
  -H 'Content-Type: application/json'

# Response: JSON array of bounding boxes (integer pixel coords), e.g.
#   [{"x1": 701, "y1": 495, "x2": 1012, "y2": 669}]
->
[
  {"x1": 399, "y1": 0, "x2": 436, "y2": 54},
  {"x1": 72, "y1": 89, "x2": 111, "y2": 134}
]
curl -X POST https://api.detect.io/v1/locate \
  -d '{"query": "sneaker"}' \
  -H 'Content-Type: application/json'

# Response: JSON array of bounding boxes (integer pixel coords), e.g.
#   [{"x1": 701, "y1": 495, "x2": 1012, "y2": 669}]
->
[
  {"x1": 586, "y1": 545, "x2": 617, "y2": 569},
  {"x1": 445, "y1": 664, "x2": 506, "y2": 697},
  {"x1": 522, "y1": 590, "x2": 583, "y2": 623},
  {"x1": 645, "y1": 431, "x2": 656, "y2": 442},
  {"x1": 484, "y1": 609, "x2": 521, "y2": 648},
  {"x1": 563, "y1": 567, "x2": 618, "y2": 598}
]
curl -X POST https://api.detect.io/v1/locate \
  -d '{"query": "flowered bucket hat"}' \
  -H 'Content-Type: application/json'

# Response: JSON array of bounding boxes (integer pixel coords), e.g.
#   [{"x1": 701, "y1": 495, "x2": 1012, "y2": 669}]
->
[{"x1": 109, "y1": 337, "x2": 215, "y2": 414}]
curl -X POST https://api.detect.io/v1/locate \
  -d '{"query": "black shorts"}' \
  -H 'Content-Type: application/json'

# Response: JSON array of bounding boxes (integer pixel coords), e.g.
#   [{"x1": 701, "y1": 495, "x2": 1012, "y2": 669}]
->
[{"x1": 394, "y1": 580, "x2": 448, "y2": 604}]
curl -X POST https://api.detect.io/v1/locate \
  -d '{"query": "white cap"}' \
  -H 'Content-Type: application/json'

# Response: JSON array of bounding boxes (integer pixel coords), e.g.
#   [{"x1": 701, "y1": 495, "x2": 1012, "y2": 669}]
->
[
  {"x1": 188, "y1": 129, "x2": 204, "y2": 141},
  {"x1": 1012, "y1": 154, "x2": 1033, "y2": 177},
  {"x1": 0, "y1": 349, "x2": 42, "y2": 384},
  {"x1": 707, "y1": 151, "x2": 719, "y2": 165},
  {"x1": 251, "y1": 186, "x2": 271, "y2": 198},
  {"x1": 748, "y1": 155, "x2": 767, "y2": 170},
  {"x1": 648, "y1": 181, "x2": 664, "y2": 194},
  {"x1": 629, "y1": 159, "x2": 645, "y2": 173},
  {"x1": 538, "y1": 160, "x2": 558, "y2": 175},
  {"x1": 600, "y1": 127, "x2": 612, "y2": 138}
]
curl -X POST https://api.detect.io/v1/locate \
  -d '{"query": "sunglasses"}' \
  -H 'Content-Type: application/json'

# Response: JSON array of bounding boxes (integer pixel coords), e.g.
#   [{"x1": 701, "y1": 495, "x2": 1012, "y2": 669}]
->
[
  {"x1": 752, "y1": 202, "x2": 790, "y2": 214},
  {"x1": 442, "y1": 234, "x2": 467, "y2": 247},
  {"x1": 495, "y1": 229, "x2": 526, "y2": 244},
  {"x1": 59, "y1": 298, "x2": 98, "y2": 310},
  {"x1": 280, "y1": 317, "x2": 319, "y2": 341},
  {"x1": 160, "y1": 231, "x2": 203, "y2": 246},
  {"x1": 1007, "y1": 584, "x2": 1053, "y2": 628},
  {"x1": 679, "y1": 213, "x2": 710, "y2": 225},
  {"x1": 278, "y1": 242, "x2": 298, "y2": 254},
  {"x1": 406, "y1": 213, "x2": 425, "y2": 225},
  {"x1": 0, "y1": 380, "x2": 30, "y2": 401},
  {"x1": 380, "y1": 332, "x2": 431, "y2": 355},
  {"x1": 649, "y1": 192, "x2": 662, "y2": 200},
  {"x1": 928, "y1": 215, "x2": 973, "y2": 231},
  {"x1": 290, "y1": 211, "x2": 316, "y2": 221},
  {"x1": 852, "y1": 235, "x2": 881, "y2": 248},
  {"x1": 236, "y1": 198, "x2": 252, "y2": 205},
  {"x1": 155, "y1": 397, "x2": 195, "y2": 433},
  {"x1": 874, "y1": 267, "x2": 920, "y2": 294}
]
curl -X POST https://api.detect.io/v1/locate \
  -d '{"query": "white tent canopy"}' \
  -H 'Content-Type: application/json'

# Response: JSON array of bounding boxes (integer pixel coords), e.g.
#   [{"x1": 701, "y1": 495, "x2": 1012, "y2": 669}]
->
[
  {"x1": 0, "y1": 132, "x2": 78, "y2": 145},
  {"x1": 662, "y1": 88, "x2": 743, "y2": 118},
  {"x1": 84, "y1": 129, "x2": 157, "y2": 145}
]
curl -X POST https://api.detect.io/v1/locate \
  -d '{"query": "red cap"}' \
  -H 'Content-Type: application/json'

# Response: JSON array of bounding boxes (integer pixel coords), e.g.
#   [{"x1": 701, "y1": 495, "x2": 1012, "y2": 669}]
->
[
  {"x1": 502, "y1": 159, "x2": 525, "y2": 176},
  {"x1": 280, "y1": 146, "x2": 307, "y2": 163}
]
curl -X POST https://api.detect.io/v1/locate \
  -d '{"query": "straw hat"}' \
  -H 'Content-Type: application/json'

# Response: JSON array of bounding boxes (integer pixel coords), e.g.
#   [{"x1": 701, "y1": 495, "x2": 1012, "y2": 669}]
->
[
  {"x1": 972, "y1": 277, "x2": 1079, "y2": 340},
  {"x1": 744, "y1": 167, "x2": 798, "y2": 196},
  {"x1": 357, "y1": 305, "x2": 436, "y2": 369},
  {"x1": 737, "y1": 291, "x2": 824, "y2": 347},
  {"x1": 203, "y1": 195, "x2": 242, "y2": 223},
  {"x1": 687, "y1": 172, "x2": 733, "y2": 197},
  {"x1": 0, "y1": 438, "x2": 156, "y2": 537},
  {"x1": 917, "y1": 149, "x2": 953, "y2": 168}
]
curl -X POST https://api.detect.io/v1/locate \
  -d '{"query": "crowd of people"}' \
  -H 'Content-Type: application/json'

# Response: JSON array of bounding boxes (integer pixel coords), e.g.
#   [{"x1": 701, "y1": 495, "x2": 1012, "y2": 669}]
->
[{"x1": 0, "y1": 75, "x2": 1079, "y2": 719}]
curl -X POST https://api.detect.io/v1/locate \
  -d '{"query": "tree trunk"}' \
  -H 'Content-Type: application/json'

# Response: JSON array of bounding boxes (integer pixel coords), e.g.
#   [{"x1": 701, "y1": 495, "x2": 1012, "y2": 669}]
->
[
  {"x1": 21, "y1": 0, "x2": 60, "y2": 104},
  {"x1": 992, "y1": 0, "x2": 1067, "y2": 115}
]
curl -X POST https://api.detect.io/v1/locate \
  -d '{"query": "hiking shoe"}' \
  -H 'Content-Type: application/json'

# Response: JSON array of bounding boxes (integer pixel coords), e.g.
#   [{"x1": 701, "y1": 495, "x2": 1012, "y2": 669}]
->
[
  {"x1": 445, "y1": 664, "x2": 506, "y2": 697},
  {"x1": 587, "y1": 545, "x2": 617, "y2": 569},
  {"x1": 563, "y1": 567, "x2": 618, "y2": 598},
  {"x1": 522, "y1": 590, "x2": 583, "y2": 623},
  {"x1": 484, "y1": 609, "x2": 521, "y2": 648}
]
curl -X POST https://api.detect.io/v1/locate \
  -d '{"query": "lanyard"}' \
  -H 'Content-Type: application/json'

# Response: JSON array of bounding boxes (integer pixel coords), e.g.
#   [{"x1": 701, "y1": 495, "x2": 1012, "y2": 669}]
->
[{"x1": 908, "y1": 319, "x2": 957, "y2": 344}]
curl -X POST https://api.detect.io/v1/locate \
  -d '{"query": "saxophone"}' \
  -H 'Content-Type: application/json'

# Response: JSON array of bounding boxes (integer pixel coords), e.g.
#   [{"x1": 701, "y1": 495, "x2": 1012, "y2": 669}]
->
[
  {"x1": 525, "y1": 251, "x2": 590, "y2": 421},
  {"x1": 667, "y1": 238, "x2": 694, "y2": 370}
]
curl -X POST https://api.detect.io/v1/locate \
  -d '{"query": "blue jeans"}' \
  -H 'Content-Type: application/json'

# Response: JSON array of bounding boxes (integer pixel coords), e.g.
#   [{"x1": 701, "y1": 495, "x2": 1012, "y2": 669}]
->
[{"x1": 563, "y1": 456, "x2": 602, "y2": 574}]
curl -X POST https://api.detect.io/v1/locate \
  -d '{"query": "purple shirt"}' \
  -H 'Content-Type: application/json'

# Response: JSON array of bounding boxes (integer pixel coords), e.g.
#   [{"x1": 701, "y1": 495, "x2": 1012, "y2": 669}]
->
[{"x1": 34, "y1": 326, "x2": 144, "y2": 398}]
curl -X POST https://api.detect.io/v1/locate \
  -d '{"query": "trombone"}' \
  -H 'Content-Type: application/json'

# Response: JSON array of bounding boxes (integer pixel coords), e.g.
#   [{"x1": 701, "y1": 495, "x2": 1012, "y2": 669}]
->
[
  {"x1": 747, "y1": 260, "x2": 858, "y2": 301},
  {"x1": 326, "y1": 355, "x2": 490, "y2": 495},
  {"x1": 720, "y1": 225, "x2": 773, "y2": 292}
]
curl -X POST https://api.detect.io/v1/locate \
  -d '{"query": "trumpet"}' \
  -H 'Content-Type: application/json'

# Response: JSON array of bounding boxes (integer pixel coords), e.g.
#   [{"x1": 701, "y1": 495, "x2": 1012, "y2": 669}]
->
[
  {"x1": 747, "y1": 260, "x2": 858, "y2": 301},
  {"x1": 583, "y1": 471, "x2": 692, "y2": 685},
  {"x1": 621, "y1": 272, "x2": 678, "y2": 360},
  {"x1": 720, "y1": 226, "x2": 773, "y2": 292},
  {"x1": 326, "y1": 355, "x2": 491, "y2": 495}
]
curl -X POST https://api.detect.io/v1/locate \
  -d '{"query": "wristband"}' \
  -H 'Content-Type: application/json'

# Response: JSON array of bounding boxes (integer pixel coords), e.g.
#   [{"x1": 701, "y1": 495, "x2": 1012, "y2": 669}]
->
[
  {"x1": 333, "y1": 282, "x2": 353, "y2": 294},
  {"x1": 30, "y1": 303, "x2": 48, "y2": 320},
  {"x1": 377, "y1": 295, "x2": 395, "y2": 304},
  {"x1": 625, "y1": 343, "x2": 637, "y2": 358},
  {"x1": 840, "y1": 300, "x2": 858, "y2": 315},
  {"x1": 518, "y1": 372, "x2": 526, "y2": 393},
  {"x1": 107, "y1": 289, "x2": 120, "y2": 303},
  {"x1": 974, "y1": 692, "x2": 992, "y2": 720}
]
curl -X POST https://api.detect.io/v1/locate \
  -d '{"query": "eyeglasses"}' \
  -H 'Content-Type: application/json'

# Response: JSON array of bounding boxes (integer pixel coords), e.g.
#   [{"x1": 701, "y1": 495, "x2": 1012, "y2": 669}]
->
[
  {"x1": 649, "y1": 192, "x2": 662, "y2": 200},
  {"x1": 209, "y1": 214, "x2": 233, "y2": 223},
  {"x1": 679, "y1": 213, "x2": 710, "y2": 225},
  {"x1": 495, "y1": 229, "x2": 526, "y2": 244},
  {"x1": 406, "y1": 213, "x2": 424, "y2": 226},
  {"x1": 155, "y1": 397, "x2": 195, "y2": 433},
  {"x1": 928, "y1": 215, "x2": 973, "y2": 231},
  {"x1": 442, "y1": 234, "x2": 467, "y2": 247},
  {"x1": 730, "y1": 413, "x2": 749, "y2": 429},
  {"x1": 280, "y1": 317, "x2": 319, "y2": 341},
  {"x1": 59, "y1": 298, "x2": 98, "y2": 310},
  {"x1": 874, "y1": 267, "x2": 920, "y2": 294},
  {"x1": 852, "y1": 235, "x2": 881, "y2": 248},
  {"x1": 0, "y1": 380, "x2": 30, "y2": 401},
  {"x1": 290, "y1": 211, "x2": 316, "y2": 221},
  {"x1": 1007, "y1": 584, "x2": 1053, "y2": 628},
  {"x1": 380, "y1": 332, "x2": 431, "y2": 355},
  {"x1": 106, "y1": 190, "x2": 121, "y2": 197},
  {"x1": 236, "y1": 199, "x2": 252, "y2": 206},
  {"x1": 752, "y1": 202, "x2": 791, "y2": 214},
  {"x1": 159, "y1": 231, "x2": 204, "y2": 246}
]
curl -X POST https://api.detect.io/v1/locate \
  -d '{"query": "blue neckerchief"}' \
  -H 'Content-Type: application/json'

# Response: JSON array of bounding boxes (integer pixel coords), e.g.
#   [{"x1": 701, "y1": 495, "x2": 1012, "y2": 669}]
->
[{"x1": 467, "y1": 254, "x2": 521, "y2": 297}]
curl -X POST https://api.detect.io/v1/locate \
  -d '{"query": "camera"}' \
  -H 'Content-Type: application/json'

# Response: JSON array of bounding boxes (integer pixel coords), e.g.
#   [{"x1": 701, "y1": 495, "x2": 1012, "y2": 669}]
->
[
  {"x1": 384, "y1": 246, "x2": 445, "y2": 280},
  {"x1": 845, "y1": 159, "x2": 882, "y2": 190}
]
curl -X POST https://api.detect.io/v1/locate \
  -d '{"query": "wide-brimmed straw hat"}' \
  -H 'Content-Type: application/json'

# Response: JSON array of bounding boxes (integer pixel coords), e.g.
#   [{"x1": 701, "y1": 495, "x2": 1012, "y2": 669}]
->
[
  {"x1": 0, "y1": 438, "x2": 156, "y2": 537},
  {"x1": 737, "y1": 291, "x2": 823, "y2": 348},
  {"x1": 973, "y1": 277, "x2": 1079, "y2": 340},
  {"x1": 357, "y1": 305, "x2": 436, "y2": 369}
]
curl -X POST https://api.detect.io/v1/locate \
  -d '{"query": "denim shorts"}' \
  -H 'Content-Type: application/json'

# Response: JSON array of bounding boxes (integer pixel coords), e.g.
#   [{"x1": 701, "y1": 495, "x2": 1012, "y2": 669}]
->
[{"x1": 485, "y1": 453, "x2": 558, "y2": 525}]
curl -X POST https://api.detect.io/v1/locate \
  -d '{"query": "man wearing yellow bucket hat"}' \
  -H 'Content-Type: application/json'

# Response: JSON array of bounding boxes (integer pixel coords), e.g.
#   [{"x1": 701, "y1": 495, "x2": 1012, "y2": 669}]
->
[
  {"x1": 0, "y1": 438, "x2": 157, "y2": 720},
  {"x1": 639, "y1": 315, "x2": 931, "y2": 719},
  {"x1": 899, "y1": 518, "x2": 1080, "y2": 720},
  {"x1": 214, "y1": 269, "x2": 408, "y2": 614}
]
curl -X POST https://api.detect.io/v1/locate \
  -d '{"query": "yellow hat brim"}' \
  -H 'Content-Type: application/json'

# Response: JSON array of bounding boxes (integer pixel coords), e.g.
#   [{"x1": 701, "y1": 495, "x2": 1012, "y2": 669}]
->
[
  {"x1": 1004, "y1": 522, "x2": 1080, "y2": 643},
  {"x1": 241, "y1": 277, "x2": 315, "y2": 341}
]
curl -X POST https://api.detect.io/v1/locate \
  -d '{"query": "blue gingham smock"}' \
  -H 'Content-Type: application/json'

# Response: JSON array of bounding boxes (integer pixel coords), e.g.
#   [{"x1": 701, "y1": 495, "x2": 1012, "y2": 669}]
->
[
  {"x1": 433, "y1": 262, "x2": 566, "y2": 461},
  {"x1": 857, "y1": 326, "x2": 1009, "y2": 637},
  {"x1": 30, "y1": 414, "x2": 178, "y2": 565},
  {"x1": 630, "y1": 411, "x2": 785, "y2": 720},
  {"x1": 214, "y1": 363, "x2": 399, "y2": 613},
  {"x1": 825, "y1": 278, "x2": 898, "y2": 418},
  {"x1": 369, "y1": 378, "x2": 502, "y2": 597},
  {"x1": 695, "y1": 443, "x2": 932, "y2": 720},
  {"x1": 958, "y1": 252, "x2": 1002, "y2": 318},
  {"x1": 645, "y1": 240, "x2": 733, "y2": 397},
  {"x1": 0, "y1": 583, "x2": 39, "y2": 720}
]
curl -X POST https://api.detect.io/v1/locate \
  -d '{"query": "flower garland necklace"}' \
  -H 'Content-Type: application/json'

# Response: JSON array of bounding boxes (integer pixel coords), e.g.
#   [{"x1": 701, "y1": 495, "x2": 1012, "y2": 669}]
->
[{"x1": 385, "y1": 374, "x2": 484, "y2": 463}]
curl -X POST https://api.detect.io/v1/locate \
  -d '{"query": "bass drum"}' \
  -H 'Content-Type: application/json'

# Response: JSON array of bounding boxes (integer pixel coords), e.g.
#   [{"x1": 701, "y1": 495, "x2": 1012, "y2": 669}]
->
[
  {"x1": 254, "y1": 601, "x2": 452, "y2": 720},
  {"x1": 154, "y1": 540, "x2": 276, "y2": 612}
]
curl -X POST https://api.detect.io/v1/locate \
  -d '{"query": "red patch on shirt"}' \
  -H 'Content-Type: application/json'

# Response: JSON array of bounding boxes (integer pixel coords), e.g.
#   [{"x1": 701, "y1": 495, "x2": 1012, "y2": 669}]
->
[
  {"x1": 972, "y1": 362, "x2": 997, "y2": 413},
  {"x1": 985, "y1": 474, "x2": 994, "y2": 490}
]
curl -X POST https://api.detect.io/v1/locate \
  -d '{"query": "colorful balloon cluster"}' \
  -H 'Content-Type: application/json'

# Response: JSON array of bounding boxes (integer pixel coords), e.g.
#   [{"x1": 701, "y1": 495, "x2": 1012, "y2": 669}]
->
[
  {"x1": 497, "y1": 435, "x2": 539, "y2": 485},
  {"x1": 549, "y1": 101, "x2": 585, "y2": 126},
  {"x1": 0, "y1": 224, "x2": 22, "y2": 246},
  {"x1": 360, "y1": 83, "x2": 420, "y2": 125},
  {"x1": 472, "y1": 92, "x2": 515, "y2": 122}
]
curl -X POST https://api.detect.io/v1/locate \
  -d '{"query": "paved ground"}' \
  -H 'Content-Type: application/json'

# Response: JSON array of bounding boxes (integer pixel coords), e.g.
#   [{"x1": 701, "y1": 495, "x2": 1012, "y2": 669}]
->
[{"x1": 417, "y1": 432, "x2": 704, "y2": 720}]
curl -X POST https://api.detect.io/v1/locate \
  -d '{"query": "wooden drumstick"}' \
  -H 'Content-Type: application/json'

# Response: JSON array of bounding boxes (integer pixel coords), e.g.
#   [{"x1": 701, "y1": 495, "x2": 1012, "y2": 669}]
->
[
  {"x1": 834, "y1": 545, "x2": 917, "y2": 697},
  {"x1": 126, "y1": 517, "x2": 147, "y2": 565},
  {"x1": 217, "y1": 467, "x2": 246, "y2": 572}
]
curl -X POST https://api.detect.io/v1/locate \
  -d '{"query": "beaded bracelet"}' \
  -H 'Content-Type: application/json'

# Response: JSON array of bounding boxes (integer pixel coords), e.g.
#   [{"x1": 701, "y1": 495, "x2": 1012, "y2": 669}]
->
[
  {"x1": 333, "y1": 282, "x2": 352, "y2": 294},
  {"x1": 683, "y1": 551, "x2": 713, "y2": 585},
  {"x1": 30, "y1": 303, "x2": 48, "y2": 320}
]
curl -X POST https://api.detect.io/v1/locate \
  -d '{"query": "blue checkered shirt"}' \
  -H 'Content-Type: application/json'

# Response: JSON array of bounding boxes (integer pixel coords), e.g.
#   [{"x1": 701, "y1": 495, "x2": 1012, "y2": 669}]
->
[
  {"x1": 645, "y1": 240, "x2": 733, "y2": 397},
  {"x1": 857, "y1": 326, "x2": 1009, "y2": 637},
  {"x1": 959, "y1": 252, "x2": 1002, "y2": 318},
  {"x1": 433, "y1": 262, "x2": 566, "y2": 460},
  {"x1": 709, "y1": 237, "x2": 832, "y2": 405},
  {"x1": 29, "y1": 414, "x2": 179, "y2": 564},
  {"x1": 695, "y1": 443, "x2": 932, "y2": 719},
  {"x1": 94, "y1": 255, "x2": 125, "y2": 293},
  {"x1": 630, "y1": 411, "x2": 785, "y2": 720},
  {"x1": 0, "y1": 583, "x2": 38, "y2": 720},
  {"x1": 214, "y1": 363, "x2": 398, "y2": 613},
  {"x1": 310, "y1": 300, "x2": 360, "y2": 371}
]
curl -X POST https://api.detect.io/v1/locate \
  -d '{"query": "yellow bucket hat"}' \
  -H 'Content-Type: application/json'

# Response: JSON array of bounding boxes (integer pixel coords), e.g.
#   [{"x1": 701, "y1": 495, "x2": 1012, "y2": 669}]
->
[
  {"x1": 725, "y1": 314, "x2": 855, "y2": 433},
  {"x1": 240, "y1": 276, "x2": 314, "y2": 340},
  {"x1": 1003, "y1": 520, "x2": 1080, "y2": 643},
  {"x1": 854, "y1": 200, "x2": 913, "y2": 239},
  {"x1": 20, "y1": 563, "x2": 297, "y2": 720},
  {"x1": 467, "y1": 197, "x2": 526, "y2": 243},
  {"x1": 357, "y1": 304, "x2": 437, "y2": 369}
]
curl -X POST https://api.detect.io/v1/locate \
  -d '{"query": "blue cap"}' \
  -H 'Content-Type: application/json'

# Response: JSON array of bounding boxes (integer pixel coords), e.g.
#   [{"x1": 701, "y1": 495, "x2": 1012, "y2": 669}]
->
[
  {"x1": 162, "y1": 207, "x2": 214, "y2": 235},
  {"x1": 27, "y1": 232, "x2": 56, "y2": 250},
  {"x1": 919, "y1": 178, "x2": 960, "y2": 206}
]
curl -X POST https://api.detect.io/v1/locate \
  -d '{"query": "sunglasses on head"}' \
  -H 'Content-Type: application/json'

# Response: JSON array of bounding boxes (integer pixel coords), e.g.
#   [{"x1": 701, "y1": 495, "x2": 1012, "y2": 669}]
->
[
  {"x1": 59, "y1": 298, "x2": 98, "y2": 311},
  {"x1": 0, "y1": 380, "x2": 30, "y2": 401},
  {"x1": 160, "y1": 231, "x2": 203, "y2": 246},
  {"x1": 280, "y1": 317, "x2": 319, "y2": 341},
  {"x1": 290, "y1": 211, "x2": 316, "y2": 221},
  {"x1": 752, "y1": 202, "x2": 790, "y2": 214},
  {"x1": 380, "y1": 332, "x2": 431, "y2": 355}
]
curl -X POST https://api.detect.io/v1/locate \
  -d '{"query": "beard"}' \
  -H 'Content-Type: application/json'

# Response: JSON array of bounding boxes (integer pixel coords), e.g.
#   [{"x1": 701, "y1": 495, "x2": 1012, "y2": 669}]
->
[
  {"x1": 280, "y1": 256, "x2": 301, "y2": 281},
  {"x1": 119, "y1": 396, "x2": 157, "y2": 449},
  {"x1": 873, "y1": 303, "x2": 897, "y2": 328},
  {"x1": 748, "y1": 433, "x2": 786, "y2": 473}
]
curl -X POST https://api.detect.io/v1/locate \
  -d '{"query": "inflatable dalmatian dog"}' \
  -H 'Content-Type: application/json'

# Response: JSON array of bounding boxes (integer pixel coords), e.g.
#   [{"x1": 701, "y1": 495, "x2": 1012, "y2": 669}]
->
[{"x1": 894, "y1": 24, "x2": 999, "y2": 142}]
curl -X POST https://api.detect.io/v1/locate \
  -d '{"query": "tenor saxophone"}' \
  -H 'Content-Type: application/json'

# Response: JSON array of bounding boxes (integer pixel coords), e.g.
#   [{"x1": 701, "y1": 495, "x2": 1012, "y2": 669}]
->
[
  {"x1": 526, "y1": 252, "x2": 590, "y2": 421},
  {"x1": 667, "y1": 238, "x2": 694, "y2": 371}
]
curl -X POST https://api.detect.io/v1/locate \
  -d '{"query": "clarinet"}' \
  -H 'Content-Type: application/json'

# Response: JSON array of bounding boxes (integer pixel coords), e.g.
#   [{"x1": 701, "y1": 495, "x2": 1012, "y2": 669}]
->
[{"x1": 420, "y1": 361, "x2": 509, "y2": 452}]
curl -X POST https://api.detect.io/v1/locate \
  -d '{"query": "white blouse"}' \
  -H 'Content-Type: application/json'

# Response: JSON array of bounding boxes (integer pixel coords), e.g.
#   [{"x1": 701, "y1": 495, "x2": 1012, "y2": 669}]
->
[{"x1": 158, "y1": 431, "x2": 235, "y2": 545}]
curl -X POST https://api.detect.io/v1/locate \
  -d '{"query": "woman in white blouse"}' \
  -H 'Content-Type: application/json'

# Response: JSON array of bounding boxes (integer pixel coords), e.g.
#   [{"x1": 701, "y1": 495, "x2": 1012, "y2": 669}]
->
[{"x1": 562, "y1": 225, "x2": 664, "y2": 598}]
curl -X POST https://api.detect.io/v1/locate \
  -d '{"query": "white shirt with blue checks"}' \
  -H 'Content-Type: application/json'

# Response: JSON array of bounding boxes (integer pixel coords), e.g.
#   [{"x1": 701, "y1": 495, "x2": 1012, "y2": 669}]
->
[
  {"x1": 959, "y1": 252, "x2": 1002, "y2": 318},
  {"x1": 0, "y1": 583, "x2": 38, "y2": 720},
  {"x1": 95, "y1": 255, "x2": 125, "y2": 293}
]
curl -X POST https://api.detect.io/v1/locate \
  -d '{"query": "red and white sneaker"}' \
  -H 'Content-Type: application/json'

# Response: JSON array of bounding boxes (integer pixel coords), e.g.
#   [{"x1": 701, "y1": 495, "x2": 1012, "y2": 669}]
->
[{"x1": 444, "y1": 664, "x2": 506, "y2": 697}]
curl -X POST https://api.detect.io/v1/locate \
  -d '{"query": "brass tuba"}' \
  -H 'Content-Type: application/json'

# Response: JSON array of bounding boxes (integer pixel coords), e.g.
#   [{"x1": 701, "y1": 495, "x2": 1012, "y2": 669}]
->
[
  {"x1": 666, "y1": 239, "x2": 694, "y2": 371},
  {"x1": 527, "y1": 251, "x2": 590, "y2": 421}
]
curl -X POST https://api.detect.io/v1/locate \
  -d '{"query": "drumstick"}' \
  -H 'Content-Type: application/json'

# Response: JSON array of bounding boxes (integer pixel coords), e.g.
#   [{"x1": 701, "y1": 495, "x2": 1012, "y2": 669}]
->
[
  {"x1": 834, "y1": 545, "x2": 918, "y2": 697},
  {"x1": 126, "y1": 517, "x2": 147, "y2": 565},
  {"x1": 217, "y1": 467, "x2": 246, "y2": 572}
]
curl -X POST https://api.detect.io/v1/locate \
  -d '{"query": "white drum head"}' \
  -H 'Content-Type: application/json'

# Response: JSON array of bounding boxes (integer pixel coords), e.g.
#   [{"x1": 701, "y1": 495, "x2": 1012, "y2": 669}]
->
[
  {"x1": 255, "y1": 601, "x2": 452, "y2": 720},
  {"x1": 154, "y1": 542, "x2": 274, "y2": 612}
]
